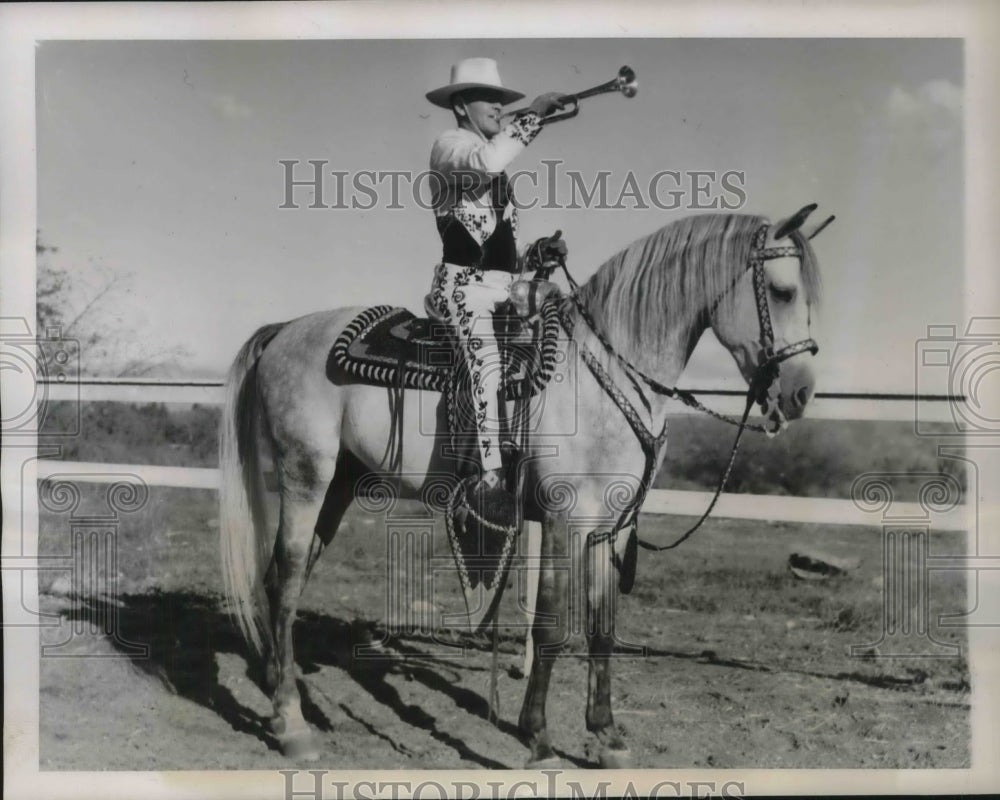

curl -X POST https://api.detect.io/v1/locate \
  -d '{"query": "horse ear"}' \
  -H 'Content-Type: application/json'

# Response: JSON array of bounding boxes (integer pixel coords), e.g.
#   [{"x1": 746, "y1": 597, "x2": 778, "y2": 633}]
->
[
  {"x1": 803, "y1": 214, "x2": 836, "y2": 241},
  {"x1": 773, "y1": 203, "x2": 818, "y2": 240}
]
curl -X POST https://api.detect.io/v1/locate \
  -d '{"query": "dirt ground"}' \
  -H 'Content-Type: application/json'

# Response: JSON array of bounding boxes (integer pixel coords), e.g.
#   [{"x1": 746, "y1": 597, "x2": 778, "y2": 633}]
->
[{"x1": 37, "y1": 488, "x2": 970, "y2": 770}]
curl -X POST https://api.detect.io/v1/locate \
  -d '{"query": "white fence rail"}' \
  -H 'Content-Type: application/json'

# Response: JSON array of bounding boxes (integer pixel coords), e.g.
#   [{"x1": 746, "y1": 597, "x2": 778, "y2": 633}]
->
[
  {"x1": 39, "y1": 377, "x2": 962, "y2": 423},
  {"x1": 34, "y1": 379, "x2": 969, "y2": 531},
  {"x1": 33, "y1": 459, "x2": 969, "y2": 531}
]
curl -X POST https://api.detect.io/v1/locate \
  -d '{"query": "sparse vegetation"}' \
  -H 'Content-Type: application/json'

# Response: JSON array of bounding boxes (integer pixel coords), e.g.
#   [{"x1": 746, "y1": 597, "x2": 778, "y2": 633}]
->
[
  {"x1": 37, "y1": 486, "x2": 970, "y2": 769},
  {"x1": 655, "y1": 415, "x2": 963, "y2": 500},
  {"x1": 37, "y1": 231, "x2": 189, "y2": 377},
  {"x1": 41, "y1": 401, "x2": 219, "y2": 466},
  {"x1": 40, "y1": 402, "x2": 964, "y2": 502}
]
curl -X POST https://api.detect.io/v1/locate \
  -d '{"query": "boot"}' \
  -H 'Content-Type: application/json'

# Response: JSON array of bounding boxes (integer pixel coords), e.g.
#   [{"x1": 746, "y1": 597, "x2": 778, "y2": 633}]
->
[
  {"x1": 478, "y1": 466, "x2": 505, "y2": 492},
  {"x1": 457, "y1": 467, "x2": 517, "y2": 596},
  {"x1": 463, "y1": 466, "x2": 517, "y2": 543}
]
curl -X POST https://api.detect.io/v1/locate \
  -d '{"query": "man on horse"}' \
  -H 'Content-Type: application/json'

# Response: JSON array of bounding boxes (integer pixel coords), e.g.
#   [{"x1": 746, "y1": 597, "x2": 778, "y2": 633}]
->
[{"x1": 425, "y1": 57, "x2": 567, "y2": 511}]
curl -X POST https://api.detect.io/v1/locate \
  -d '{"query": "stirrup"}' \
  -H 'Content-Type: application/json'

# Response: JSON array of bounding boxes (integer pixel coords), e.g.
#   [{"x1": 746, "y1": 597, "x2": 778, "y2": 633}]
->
[
  {"x1": 460, "y1": 472, "x2": 517, "y2": 535},
  {"x1": 480, "y1": 467, "x2": 504, "y2": 491}
]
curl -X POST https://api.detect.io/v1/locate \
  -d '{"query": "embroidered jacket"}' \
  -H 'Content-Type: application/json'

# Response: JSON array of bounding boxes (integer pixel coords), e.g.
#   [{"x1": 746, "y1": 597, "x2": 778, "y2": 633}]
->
[{"x1": 429, "y1": 112, "x2": 543, "y2": 272}]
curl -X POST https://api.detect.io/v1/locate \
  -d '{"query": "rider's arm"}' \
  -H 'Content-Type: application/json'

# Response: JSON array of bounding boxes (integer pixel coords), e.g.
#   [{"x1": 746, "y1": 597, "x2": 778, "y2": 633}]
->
[{"x1": 430, "y1": 112, "x2": 543, "y2": 180}]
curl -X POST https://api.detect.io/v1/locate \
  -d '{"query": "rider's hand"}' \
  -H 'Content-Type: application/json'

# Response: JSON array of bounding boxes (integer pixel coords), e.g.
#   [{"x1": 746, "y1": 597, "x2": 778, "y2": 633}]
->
[
  {"x1": 540, "y1": 233, "x2": 568, "y2": 263},
  {"x1": 528, "y1": 92, "x2": 567, "y2": 118},
  {"x1": 533, "y1": 230, "x2": 567, "y2": 272}
]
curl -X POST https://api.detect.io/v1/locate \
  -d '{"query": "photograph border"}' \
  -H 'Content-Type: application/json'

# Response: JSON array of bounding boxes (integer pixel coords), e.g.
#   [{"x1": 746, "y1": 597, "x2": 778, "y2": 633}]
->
[{"x1": 3, "y1": 1, "x2": 999, "y2": 797}]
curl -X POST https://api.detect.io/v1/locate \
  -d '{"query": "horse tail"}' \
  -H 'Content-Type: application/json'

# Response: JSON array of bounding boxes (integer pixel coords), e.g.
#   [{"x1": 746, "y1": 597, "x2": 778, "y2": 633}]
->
[{"x1": 219, "y1": 321, "x2": 285, "y2": 654}]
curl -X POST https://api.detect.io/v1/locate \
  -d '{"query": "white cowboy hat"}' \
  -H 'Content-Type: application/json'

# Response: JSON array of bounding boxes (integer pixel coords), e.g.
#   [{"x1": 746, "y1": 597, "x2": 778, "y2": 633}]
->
[{"x1": 426, "y1": 57, "x2": 525, "y2": 108}]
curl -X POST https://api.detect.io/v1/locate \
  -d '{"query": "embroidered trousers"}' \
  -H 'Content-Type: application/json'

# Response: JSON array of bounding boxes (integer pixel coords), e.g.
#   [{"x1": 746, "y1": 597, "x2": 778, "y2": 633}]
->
[{"x1": 428, "y1": 262, "x2": 518, "y2": 472}]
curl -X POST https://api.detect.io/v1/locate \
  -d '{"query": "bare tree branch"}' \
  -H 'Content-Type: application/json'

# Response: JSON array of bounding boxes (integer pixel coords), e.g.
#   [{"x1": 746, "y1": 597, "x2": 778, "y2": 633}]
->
[
  {"x1": 36, "y1": 233, "x2": 192, "y2": 376},
  {"x1": 62, "y1": 278, "x2": 118, "y2": 336}
]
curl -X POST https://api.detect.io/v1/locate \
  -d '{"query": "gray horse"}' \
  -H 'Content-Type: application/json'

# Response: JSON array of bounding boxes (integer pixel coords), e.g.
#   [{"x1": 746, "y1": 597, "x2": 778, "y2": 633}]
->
[{"x1": 219, "y1": 208, "x2": 826, "y2": 766}]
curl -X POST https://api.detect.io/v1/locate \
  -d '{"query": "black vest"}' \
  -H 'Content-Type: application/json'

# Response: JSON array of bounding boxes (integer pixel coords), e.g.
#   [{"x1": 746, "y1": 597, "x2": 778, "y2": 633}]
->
[{"x1": 437, "y1": 173, "x2": 518, "y2": 272}]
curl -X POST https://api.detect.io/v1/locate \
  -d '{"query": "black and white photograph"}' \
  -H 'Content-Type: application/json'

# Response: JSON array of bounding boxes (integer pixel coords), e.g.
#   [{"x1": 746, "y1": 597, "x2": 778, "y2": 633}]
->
[{"x1": 3, "y1": 2, "x2": 1000, "y2": 797}]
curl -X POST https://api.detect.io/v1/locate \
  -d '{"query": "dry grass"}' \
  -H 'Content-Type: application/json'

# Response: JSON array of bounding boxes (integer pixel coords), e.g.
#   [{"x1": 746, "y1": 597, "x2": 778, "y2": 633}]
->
[{"x1": 37, "y1": 485, "x2": 971, "y2": 768}]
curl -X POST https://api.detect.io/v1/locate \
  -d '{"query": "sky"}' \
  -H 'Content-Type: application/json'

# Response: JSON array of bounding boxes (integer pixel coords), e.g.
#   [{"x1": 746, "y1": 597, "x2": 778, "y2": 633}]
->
[{"x1": 36, "y1": 38, "x2": 963, "y2": 390}]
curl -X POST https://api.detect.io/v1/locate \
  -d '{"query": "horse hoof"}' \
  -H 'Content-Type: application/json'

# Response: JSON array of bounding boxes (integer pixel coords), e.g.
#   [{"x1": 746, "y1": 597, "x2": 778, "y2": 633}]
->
[
  {"x1": 599, "y1": 748, "x2": 633, "y2": 769},
  {"x1": 280, "y1": 731, "x2": 320, "y2": 762},
  {"x1": 525, "y1": 755, "x2": 563, "y2": 770},
  {"x1": 272, "y1": 717, "x2": 320, "y2": 762}
]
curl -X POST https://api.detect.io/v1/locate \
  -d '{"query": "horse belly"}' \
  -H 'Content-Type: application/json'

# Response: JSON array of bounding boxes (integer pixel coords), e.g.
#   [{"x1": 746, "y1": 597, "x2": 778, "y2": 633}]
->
[{"x1": 340, "y1": 383, "x2": 446, "y2": 493}]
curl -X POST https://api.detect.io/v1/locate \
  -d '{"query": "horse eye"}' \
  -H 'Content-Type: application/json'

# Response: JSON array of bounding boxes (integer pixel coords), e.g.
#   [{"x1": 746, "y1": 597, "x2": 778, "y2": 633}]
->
[{"x1": 769, "y1": 284, "x2": 796, "y2": 304}]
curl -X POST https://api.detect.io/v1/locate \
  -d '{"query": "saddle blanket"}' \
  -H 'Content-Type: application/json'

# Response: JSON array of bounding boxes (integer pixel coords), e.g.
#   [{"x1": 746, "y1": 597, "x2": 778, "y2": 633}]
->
[
  {"x1": 331, "y1": 303, "x2": 564, "y2": 630},
  {"x1": 330, "y1": 304, "x2": 561, "y2": 398}
]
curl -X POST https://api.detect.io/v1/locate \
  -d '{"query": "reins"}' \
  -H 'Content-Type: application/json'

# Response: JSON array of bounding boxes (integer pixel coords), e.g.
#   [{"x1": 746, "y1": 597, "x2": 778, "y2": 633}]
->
[
  {"x1": 552, "y1": 223, "x2": 818, "y2": 552},
  {"x1": 560, "y1": 262, "x2": 772, "y2": 433}
]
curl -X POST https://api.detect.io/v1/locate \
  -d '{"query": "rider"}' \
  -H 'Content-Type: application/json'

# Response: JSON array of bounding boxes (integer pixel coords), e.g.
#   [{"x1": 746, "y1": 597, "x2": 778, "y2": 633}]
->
[{"x1": 425, "y1": 57, "x2": 568, "y2": 499}]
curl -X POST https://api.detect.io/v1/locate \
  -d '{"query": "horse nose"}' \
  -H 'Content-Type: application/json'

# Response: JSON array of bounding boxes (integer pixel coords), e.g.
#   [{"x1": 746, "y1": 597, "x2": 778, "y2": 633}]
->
[{"x1": 793, "y1": 386, "x2": 812, "y2": 408}]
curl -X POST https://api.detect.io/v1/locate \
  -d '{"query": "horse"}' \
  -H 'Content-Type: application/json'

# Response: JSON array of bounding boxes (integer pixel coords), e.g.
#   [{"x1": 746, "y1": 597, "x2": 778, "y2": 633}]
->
[{"x1": 219, "y1": 206, "x2": 827, "y2": 767}]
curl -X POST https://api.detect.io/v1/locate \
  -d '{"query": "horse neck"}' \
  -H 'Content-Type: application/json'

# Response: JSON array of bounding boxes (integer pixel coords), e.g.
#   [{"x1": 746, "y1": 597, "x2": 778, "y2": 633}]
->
[{"x1": 572, "y1": 283, "x2": 709, "y2": 393}]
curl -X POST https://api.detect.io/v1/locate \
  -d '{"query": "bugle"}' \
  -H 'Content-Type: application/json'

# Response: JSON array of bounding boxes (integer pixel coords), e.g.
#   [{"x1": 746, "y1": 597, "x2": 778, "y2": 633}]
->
[{"x1": 501, "y1": 65, "x2": 638, "y2": 125}]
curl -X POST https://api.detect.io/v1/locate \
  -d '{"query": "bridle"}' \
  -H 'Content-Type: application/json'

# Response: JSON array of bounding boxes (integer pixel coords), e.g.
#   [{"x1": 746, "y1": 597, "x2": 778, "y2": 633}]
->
[
  {"x1": 556, "y1": 222, "x2": 819, "y2": 552},
  {"x1": 740, "y1": 224, "x2": 819, "y2": 428},
  {"x1": 562, "y1": 223, "x2": 818, "y2": 430}
]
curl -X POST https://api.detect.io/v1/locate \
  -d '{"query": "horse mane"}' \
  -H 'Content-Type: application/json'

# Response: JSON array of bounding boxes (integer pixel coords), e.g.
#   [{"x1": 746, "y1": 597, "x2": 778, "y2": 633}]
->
[{"x1": 574, "y1": 213, "x2": 822, "y2": 364}]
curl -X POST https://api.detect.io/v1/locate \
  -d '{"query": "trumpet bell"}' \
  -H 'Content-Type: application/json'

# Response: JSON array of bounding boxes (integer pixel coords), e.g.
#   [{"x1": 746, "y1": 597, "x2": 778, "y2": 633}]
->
[
  {"x1": 500, "y1": 65, "x2": 638, "y2": 124},
  {"x1": 617, "y1": 66, "x2": 638, "y2": 98}
]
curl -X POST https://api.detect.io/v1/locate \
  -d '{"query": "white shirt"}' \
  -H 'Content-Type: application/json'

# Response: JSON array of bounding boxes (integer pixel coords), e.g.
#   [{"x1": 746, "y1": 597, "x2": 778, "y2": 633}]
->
[{"x1": 429, "y1": 112, "x2": 543, "y2": 254}]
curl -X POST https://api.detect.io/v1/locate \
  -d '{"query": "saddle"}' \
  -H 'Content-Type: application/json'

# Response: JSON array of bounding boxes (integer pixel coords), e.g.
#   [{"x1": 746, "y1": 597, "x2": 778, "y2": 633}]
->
[
  {"x1": 330, "y1": 280, "x2": 563, "y2": 399},
  {"x1": 329, "y1": 279, "x2": 563, "y2": 631}
]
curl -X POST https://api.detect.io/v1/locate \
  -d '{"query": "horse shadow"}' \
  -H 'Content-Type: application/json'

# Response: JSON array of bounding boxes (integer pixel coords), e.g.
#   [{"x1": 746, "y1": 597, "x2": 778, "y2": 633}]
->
[
  {"x1": 58, "y1": 590, "x2": 272, "y2": 746},
  {"x1": 60, "y1": 591, "x2": 588, "y2": 768}
]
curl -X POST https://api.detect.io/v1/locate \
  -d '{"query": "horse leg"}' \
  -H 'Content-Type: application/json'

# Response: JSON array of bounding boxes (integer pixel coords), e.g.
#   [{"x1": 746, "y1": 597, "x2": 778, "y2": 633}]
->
[
  {"x1": 266, "y1": 457, "x2": 339, "y2": 761},
  {"x1": 263, "y1": 452, "x2": 365, "y2": 694},
  {"x1": 585, "y1": 534, "x2": 633, "y2": 769},
  {"x1": 519, "y1": 521, "x2": 542, "y2": 679},
  {"x1": 517, "y1": 512, "x2": 569, "y2": 767}
]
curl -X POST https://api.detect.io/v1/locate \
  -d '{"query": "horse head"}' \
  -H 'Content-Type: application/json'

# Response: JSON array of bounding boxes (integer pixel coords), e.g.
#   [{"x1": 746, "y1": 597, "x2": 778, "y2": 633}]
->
[{"x1": 708, "y1": 203, "x2": 831, "y2": 432}]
